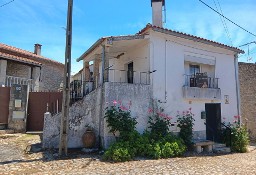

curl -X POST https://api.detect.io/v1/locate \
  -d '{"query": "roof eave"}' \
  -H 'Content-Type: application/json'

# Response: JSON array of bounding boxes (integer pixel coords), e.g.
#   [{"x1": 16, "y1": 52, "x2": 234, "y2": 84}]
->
[
  {"x1": 76, "y1": 38, "x2": 105, "y2": 62},
  {"x1": 152, "y1": 27, "x2": 244, "y2": 54},
  {"x1": 0, "y1": 56, "x2": 42, "y2": 67}
]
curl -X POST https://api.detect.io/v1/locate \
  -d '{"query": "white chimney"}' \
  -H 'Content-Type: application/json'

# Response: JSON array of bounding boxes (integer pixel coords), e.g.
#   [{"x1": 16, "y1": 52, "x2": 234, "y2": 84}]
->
[
  {"x1": 34, "y1": 43, "x2": 42, "y2": 56},
  {"x1": 151, "y1": 0, "x2": 164, "y2": 27}
]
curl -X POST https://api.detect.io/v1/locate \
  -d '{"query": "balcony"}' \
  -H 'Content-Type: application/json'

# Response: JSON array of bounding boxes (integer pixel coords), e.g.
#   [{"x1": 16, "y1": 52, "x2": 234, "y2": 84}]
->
[{"x1": 183, "y1": 74, "x2": 221, "y2": 100}]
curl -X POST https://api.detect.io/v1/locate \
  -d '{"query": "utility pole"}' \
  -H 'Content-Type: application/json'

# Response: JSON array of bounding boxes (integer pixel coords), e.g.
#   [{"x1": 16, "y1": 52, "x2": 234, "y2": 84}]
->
[{"x1": 59, "y1": 0, "x2": 73, "y2": 156}]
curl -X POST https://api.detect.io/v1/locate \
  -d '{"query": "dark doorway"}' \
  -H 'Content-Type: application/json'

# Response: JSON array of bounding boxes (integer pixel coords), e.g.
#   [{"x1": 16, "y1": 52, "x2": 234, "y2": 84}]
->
[
  {"x1": 127, "y1": 62, "x2": 133, "y2": 84},
  {"x1": 205, "y1": 103, "x2": 221, "y2": 142}
]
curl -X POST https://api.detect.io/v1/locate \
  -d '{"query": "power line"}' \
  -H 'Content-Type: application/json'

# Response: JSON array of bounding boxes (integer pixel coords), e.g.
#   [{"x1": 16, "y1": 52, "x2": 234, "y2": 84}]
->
[
  {"x1": 213, "y1": 0, "x2": 233, "y2": 45},
  {"x1": 0, "y1": 0, "x2": 14, "y2": 8},
  {"x1": 199, "y1": 0, "x2": 256, "y2": 37}
]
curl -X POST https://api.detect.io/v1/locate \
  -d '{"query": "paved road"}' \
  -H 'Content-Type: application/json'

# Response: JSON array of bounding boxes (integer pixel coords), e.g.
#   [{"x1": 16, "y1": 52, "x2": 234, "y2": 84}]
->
[{"x1": 1, "y1": 134, "x2": 256, "y2": 175}]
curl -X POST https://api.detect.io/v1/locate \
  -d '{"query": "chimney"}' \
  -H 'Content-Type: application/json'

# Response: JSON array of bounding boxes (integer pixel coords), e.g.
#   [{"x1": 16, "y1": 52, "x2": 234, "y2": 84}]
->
[
  {"x1": 151, "y1": 0, "x2": 165, "y2": 27},
  {"x1": 34, "y1": 43, "x2": 42, "y2": 56}
]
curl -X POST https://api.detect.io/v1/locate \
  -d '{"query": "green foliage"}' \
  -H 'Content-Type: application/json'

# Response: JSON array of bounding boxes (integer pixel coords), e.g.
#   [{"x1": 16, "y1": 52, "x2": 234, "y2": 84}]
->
[
  {"x1": 222, "y1": 120, "x2": 249, "y2": 153},
  {"x1": 103, "y1": 100, "x2": 186, "y2": 162},
  {"x1": 104, "y1": 105, "x2": 137, "y2": 141},
  {"x1": 103, "y1": 141, "x2": 134, "y2": 162},
  {"x1": 147, "y1": 104, "x2": 172, "y2": 139},
  {"x1": 177, "y1": 109, "x2": 195, "y2": 147}
]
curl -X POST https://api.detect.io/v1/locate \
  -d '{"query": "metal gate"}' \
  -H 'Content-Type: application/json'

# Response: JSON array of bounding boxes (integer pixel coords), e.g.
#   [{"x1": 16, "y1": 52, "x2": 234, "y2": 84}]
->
[
  {"x1": 0, "y1": 87, "x2": 11, "y2": 124},
  {"x1": 27, "y1": 92, "x2": 62, "y2": 131}
]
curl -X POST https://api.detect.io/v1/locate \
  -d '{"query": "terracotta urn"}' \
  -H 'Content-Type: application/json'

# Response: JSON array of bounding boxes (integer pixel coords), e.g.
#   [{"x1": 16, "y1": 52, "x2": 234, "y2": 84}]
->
[{"x1": 82, "y1": 128, "x2": 96, "y2": 148}]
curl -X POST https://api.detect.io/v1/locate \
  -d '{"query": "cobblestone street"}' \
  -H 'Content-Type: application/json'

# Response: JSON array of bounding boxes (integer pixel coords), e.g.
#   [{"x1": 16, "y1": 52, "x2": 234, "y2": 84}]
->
[{"x1": 1, "y1": 133, "x2": 256, "y2": 175}]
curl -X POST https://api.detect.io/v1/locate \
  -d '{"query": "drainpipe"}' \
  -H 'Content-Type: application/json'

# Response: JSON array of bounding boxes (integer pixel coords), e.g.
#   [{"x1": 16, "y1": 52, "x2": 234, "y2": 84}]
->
[
  {"x1": 164, "y1": 40, "x2": 167, "y2": 102},
  {"x1": 234, "y1": 53, "x2": 241, "y2": 126}
]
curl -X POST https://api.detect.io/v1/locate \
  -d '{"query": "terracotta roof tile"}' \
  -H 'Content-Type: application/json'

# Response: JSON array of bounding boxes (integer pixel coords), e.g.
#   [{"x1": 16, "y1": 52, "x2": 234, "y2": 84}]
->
[
  {"x1": 0, "y1": 43, "x2": 64, "y2": 65},
  {"x1": 0, "y1": 52, "x2": 42, "y2": 66},
  {"x1": 138, "y1": 24, "x2": 244, "y2": 54}
]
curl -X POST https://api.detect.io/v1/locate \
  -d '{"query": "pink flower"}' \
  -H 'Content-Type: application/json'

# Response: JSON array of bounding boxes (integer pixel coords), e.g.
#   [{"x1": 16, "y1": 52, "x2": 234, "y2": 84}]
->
[
  {"x1": 148, "y1": 108, "x2": 153, "y2": 113},
  {"x1": 223, "y1": 117, "x2": 226, "y2": 120},
  {"x1": 120, "y1": 106, "x2": 128, "y2": 111},
  {"x1": 234, "y1": 115, "x2": 240, "y2": 119},
  {"x1": 113, "y1": 100, "x2": 117, "y2": 105}
]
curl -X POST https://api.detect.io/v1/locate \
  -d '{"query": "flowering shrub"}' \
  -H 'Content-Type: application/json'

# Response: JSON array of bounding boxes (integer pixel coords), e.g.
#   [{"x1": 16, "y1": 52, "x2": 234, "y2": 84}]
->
[
  {"x1": 103, "y1": 100, "x2": 186, "y2": 162},
  {"x1": 177, "y1": 108, "x2": 195, "y2": 147},
  {"x1": 222, "y1": 116, "x2": 249, "y2": 153},
  {"x1": 147, "y1": 104, "x2": 172, "y2": 139},
  {"x1": 104, "y1": 100, "x2": 137, "y2": 141}
]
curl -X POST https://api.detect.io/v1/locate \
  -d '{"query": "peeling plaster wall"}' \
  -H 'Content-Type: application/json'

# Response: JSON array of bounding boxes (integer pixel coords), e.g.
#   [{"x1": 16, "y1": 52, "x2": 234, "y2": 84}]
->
[
  {"x1": 43, "y1": 87, "x2": 103, "y2": 148},
  {"x1": 103, "y1": 83, "x2": 152, "y2": 148},
  {"x1": 43, "y1": 82, "x2": 151, "y2": 149}
]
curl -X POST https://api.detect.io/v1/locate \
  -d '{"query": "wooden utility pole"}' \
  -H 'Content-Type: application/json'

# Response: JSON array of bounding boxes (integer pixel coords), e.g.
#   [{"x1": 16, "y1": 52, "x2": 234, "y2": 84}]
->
[{"x1": 59, "y1": 0, "x2": 73, "y2": 156}]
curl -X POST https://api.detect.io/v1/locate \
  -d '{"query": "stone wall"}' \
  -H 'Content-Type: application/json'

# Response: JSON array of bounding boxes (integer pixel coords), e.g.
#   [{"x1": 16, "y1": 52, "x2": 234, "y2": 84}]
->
[
  {"x1": 43, "y1": 82, "x2": 152, "y2": 149},
  {"x1": 40, "y1": 62, "x2": 64, "y2": 91},
  {"x1": 239, "y1": 62, "x2": 256, "y2": 140},
  {"x1": 6, "y1": 61, "x2": 31, "y2": 79}
]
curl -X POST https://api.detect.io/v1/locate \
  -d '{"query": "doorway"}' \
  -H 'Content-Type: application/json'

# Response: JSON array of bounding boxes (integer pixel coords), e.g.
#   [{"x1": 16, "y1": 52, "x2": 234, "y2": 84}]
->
[
  {"x1": 127, "y1": 62, "x2": 133, "y2": 84},
  {"x1": 205, "y1": 103, "x2": 221, "y2": 142}
]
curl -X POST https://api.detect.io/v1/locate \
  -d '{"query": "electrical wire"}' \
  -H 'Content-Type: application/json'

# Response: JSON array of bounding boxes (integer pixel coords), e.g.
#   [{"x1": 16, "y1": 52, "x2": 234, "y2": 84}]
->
[
  {"x1": 199, "y1": 0, "x2": 256, "y2": 37},
  {"x1": 0, "y1": 0, "x2": 14, "y2": 8},
  {"x1": 213, "y1": 0, "x2": 233, "y2": 46}
]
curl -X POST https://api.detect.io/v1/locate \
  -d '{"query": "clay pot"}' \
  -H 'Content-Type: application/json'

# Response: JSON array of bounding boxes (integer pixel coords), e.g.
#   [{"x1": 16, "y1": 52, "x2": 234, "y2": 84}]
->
[{"x1": 82, "y1": 129, "x2": 96, "y2": 148}]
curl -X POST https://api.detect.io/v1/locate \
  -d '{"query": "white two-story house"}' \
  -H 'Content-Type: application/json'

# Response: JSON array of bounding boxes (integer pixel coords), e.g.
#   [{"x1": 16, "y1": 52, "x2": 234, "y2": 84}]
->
[{"x1": 43, "y1": 0, "x2": 244, "y2": 149}]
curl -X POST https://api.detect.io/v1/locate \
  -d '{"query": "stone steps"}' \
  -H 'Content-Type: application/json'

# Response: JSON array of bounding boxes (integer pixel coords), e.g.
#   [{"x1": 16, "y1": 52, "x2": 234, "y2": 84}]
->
[{"x1": 213, "y1": 143, "x2": 231, "y2": 153}]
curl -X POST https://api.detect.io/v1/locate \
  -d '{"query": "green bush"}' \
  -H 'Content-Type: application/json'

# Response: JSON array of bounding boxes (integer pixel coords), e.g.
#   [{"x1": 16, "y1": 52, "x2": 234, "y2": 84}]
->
[
  {"x1": 104, "y1": 104, "x2": 137, "y2": 141},
  {"x1": 103, "y1": 141, "x2": 134, "y2": 162},
  {"x1": 103, "y1": 100, "x2": 187, "y2": 162},
  {"x1": 177, "y1": 109, "x2": 195, "y2": 148},
  {"x1": 147, "y1": 104, "x2": 172, "y2": 139},
  {"x1": 222, "y1": 120, "x2": 249, "y2": 153}
]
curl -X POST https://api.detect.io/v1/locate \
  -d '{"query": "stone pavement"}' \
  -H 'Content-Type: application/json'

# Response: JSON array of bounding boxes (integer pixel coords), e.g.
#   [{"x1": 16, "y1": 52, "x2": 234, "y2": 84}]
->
[{"x1": 1, "y1": 133, "x2": 256, "y2": 175}]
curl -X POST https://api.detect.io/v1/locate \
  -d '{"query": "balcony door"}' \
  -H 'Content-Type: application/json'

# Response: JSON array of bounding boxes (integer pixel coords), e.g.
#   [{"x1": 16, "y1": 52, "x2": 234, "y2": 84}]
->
[{"x1": 127, "y1": 62, "x2": 133, "y2": 84}]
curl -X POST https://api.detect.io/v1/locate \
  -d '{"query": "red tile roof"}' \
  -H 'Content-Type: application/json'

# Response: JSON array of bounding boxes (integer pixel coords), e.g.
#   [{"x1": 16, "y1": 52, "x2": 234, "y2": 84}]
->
[
  {"x1": 138, "y1": 24, "x2": 244, "y2": 54},
  {"x1": 0, "y1": 52, "x2": 41, "y2": 66},
  {"x1": 0, "y1": 43, "x2": 64, "y2": 66}
]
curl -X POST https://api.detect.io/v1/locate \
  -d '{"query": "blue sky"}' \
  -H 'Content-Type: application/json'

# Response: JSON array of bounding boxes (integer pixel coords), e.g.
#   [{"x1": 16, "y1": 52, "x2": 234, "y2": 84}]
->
[{"x1": 1, "y1": 0, "x2": 256, "y2": 74}]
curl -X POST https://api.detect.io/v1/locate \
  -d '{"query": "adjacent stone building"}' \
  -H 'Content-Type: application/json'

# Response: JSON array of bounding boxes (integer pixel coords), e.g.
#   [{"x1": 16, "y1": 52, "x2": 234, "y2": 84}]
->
[
  {"x1": 0, "y1": 43, "x2": 64, "y2": 91},
  {"x1": 239, "y1": 62, "x2": 256, "y2": 140},
  {"x1": 0, "y1": 42, "x2": 64, "y2": 132}
]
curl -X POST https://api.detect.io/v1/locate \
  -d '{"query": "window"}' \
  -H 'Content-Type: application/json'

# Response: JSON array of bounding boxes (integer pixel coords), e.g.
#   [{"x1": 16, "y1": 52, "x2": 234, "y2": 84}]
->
[{"x1": 189, "y1": 65, "x2": 200, "y2": 77}]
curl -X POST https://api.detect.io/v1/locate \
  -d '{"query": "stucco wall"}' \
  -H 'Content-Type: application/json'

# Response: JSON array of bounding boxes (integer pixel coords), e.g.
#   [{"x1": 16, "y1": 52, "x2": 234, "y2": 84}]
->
[
  {"x1": 239, "y1": 62, "x2": 256, "y2": 140},
  {"x1": 103, "y1": 82, "x2": 152, "y2": 148},
  {"x1": 149, "y1": 31, "x2": 239, "y2": 137},
  {"x1": 43, "y1": 87, "x2": 102, "y2": 148},
  {"x1": 43, "y1": 82, "x2": 152, "y2": 149}
]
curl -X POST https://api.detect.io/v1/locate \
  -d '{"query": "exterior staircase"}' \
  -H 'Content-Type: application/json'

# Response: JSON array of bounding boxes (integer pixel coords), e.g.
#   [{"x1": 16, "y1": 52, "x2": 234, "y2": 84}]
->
[{"x1": 213, "y1": 143, "x2": 231, "y2": 153}]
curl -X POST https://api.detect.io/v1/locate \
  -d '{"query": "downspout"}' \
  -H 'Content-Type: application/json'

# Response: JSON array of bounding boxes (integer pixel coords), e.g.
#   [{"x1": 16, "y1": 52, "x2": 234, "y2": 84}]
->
[
  {"x1": 164, "y1": 40, "x2": 167, "y2": 102},
  {"x1": 234, "y1": 53, "x2": 241, "y2": 126}
]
